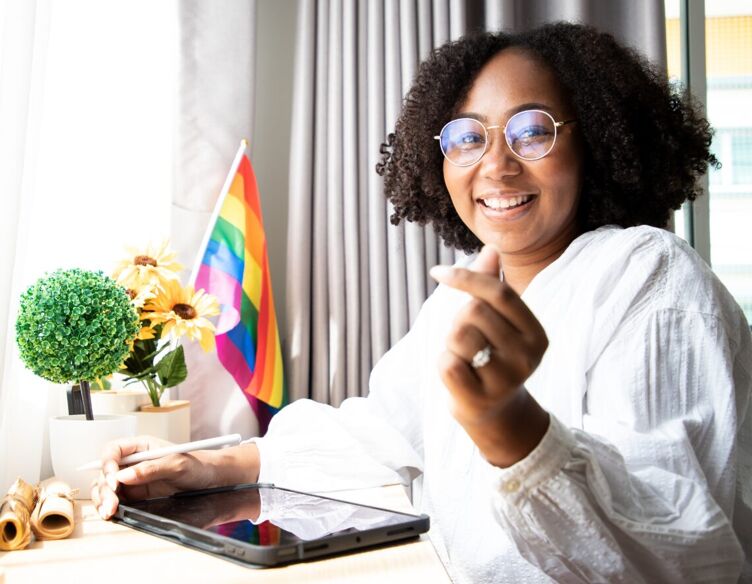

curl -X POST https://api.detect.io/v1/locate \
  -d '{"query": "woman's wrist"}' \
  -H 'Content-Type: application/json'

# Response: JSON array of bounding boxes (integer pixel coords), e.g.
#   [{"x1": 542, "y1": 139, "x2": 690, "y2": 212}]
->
[
  {"x1": 471, "y1": 388, "x2": 550, "y2": 468},
  {"x1": 200, "y1": 442, "x2": 261, "y2": 488}
]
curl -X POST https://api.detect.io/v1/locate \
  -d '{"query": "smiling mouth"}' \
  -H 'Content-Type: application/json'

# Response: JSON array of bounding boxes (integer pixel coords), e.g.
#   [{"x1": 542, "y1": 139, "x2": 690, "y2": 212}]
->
[{"x1": 479, "y1": 194, "x2": 536, "y2": 210}]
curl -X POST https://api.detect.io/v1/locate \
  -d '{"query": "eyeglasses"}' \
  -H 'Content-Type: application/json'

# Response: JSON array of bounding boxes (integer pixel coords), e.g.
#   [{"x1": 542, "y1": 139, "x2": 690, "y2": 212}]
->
[{"x1": 434, "y1": 109, "x2": 576, "y2": 166}]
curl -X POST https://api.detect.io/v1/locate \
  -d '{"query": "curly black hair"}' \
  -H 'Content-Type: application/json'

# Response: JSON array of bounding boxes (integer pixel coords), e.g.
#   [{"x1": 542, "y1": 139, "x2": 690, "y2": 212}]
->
[{"x1": 376, "y1": 22, "x2": 718, "y2": 253}]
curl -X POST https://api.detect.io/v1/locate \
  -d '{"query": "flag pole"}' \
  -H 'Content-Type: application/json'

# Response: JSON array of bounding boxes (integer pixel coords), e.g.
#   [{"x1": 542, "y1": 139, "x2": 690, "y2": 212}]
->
[{"x1": 189, "y1": 139, "x2": 248, "y2": 287}]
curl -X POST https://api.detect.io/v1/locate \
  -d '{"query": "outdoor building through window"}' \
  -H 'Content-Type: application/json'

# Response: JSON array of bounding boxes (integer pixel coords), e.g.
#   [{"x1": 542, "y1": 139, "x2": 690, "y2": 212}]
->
[{"x1": 666, "y1": 0, "x2": 752, "y2": 322}]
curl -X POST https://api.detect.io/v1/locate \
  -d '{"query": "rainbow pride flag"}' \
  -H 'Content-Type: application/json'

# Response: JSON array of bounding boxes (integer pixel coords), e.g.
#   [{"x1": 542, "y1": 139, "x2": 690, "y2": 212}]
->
[
  {"x1": 213, "y1": 519, "x2": 281, "y2": 546},
  {"x1": 193, "y1": 144, "x2": 287, "y2": 422}
]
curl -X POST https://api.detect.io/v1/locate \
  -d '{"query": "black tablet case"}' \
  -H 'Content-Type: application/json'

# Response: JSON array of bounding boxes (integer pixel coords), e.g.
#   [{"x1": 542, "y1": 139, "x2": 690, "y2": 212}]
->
[{"x1": 113, "y1": 483, "x2": 430, "y2": 567}]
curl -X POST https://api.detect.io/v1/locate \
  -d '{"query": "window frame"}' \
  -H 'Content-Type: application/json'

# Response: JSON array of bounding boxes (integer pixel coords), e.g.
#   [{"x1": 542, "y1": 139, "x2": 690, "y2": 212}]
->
[{"x1": 679, "y1": 0, "x2": 711, "y2": 263}]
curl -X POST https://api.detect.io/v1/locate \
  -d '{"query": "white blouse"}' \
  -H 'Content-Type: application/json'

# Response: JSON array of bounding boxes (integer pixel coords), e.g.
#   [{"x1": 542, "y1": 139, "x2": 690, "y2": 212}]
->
[{"x1": 252, "y1": 225, "x2": 752, "y2": 583}]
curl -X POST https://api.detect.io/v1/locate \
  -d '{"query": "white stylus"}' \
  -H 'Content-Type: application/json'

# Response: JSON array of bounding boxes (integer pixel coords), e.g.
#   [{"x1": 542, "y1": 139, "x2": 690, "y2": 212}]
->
[{"x1": 76, "y1": 433, "x2": 243, "y2": 471}]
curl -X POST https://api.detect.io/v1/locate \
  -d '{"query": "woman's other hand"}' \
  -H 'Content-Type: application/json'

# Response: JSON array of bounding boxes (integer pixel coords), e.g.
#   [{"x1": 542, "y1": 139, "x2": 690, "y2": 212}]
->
[{"x1": 430, "y1": 245, "x2": 550, "y2": 467}]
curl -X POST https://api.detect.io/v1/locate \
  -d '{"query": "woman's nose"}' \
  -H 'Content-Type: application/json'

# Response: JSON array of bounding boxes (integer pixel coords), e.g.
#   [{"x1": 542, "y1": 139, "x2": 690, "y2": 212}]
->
[{"x1": 479, "y1": 133, "x2": 522, "y2": 179}]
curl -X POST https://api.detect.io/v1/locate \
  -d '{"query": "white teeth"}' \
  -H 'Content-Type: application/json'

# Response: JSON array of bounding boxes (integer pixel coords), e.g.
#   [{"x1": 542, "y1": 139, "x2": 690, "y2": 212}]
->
[{"x1": 482, "y1": 195, "x2": 532, "y2": 209}]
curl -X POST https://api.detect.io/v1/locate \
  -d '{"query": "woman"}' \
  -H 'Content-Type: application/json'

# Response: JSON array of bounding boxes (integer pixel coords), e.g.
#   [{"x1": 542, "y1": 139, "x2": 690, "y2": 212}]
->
[{"x1": 93, "y1": 23, "x2": 751, "y2": 582}]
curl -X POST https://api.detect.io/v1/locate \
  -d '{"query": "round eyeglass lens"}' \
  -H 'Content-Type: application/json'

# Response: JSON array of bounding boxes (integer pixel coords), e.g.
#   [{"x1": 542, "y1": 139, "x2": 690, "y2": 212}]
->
[
  {"x1": 505, "y1": 110, "x2": 557, "y2": 160},
  {"x1": 439, "y1": 118, "x2": 487, "y2": 166}
]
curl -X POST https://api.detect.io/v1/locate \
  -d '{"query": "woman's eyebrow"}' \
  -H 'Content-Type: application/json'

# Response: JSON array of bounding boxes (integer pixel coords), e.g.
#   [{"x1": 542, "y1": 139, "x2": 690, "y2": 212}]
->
[
  {"x1": 507, "y1": 102, "x2": 554, "y2": 115},
  {"x1": 455, "y1": 102, "x2": 555, "y2": 122},
  {"x1": 454, "y1": 111, "x2": 487, "y2": 121}
]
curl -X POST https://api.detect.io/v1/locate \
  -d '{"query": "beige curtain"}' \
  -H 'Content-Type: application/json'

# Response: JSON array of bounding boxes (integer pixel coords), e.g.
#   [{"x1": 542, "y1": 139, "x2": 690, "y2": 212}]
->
[
  {"x1": 287, "y1": 0, "x2": 465, "y2": 407},
  {"x1": 171, "y1": 0, "x2": 257, "y2": 264},
  {"x1": 171, "y1": 0, "x2": 261, "y2": 441},
  {"x1": 484, "y1": 0, "x2": 666, "y2": 59},
  {"x1": 285, "y1": 0, "x2": 667, "y2": 407}
]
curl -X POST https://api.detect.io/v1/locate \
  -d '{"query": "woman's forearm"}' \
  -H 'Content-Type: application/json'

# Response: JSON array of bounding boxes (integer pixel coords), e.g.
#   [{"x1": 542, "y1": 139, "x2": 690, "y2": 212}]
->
[{"x1": 201, "y1": 442, "x2": 261, "y2": 487}]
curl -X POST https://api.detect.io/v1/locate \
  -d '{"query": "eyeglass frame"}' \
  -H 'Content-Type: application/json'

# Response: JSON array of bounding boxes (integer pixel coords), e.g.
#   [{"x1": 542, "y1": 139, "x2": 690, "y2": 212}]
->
[{"x1": 433, "y1": 109, "x2": 577, "y2": 166}]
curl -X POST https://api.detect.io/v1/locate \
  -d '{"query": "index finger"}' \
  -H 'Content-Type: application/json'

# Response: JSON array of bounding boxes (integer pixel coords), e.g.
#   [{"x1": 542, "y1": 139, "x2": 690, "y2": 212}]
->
[
  {"x1": 429, "y1": 266, "x2": 543, "y2": 337},
  {"x1": 100, "y1": 436, "x2": 156, "y2": 473}
]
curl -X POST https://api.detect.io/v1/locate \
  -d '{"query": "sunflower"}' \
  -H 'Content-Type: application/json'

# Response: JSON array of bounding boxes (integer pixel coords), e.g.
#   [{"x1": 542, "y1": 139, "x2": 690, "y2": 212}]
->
[
  {"x1": 125, "y1": 284, "x2": 157, "y2": 309},
  {"x1": 124, "y1": 323, "x2": 156, "y2": 355},
  {"x1": 136, "y1": 324, "x2": 157, "y2": 340},
  {"x1": 142, "y1": 279, "x2": 220, "y2": 352},
  {"x1": 113, "y1": 240, "x2": 183, "y2": 291},
  {"x1": 122, "y1": 284, "x2": 158, "y2": 340}
]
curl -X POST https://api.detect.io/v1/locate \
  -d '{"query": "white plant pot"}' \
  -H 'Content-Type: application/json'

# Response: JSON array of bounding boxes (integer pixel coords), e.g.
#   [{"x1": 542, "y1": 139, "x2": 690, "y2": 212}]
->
[
  {"x1": 49, "y1": 414, "x2": 137, "y2": 499},
  {"x1": 134, "y1": 400, "x2": 190, "y2": 444},
  {"x1": 89, "y1": 388, "x2": 151, "y2": 415}
]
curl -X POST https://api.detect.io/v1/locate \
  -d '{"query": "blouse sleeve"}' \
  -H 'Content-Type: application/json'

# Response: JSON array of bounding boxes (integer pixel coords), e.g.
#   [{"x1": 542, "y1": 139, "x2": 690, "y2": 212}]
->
[
  {"x1": 249, "y1": 294, "x2": 437, "y2": 493},
  {"x1": 487, "y1": 307, "x2": 751, "y2": 583}
]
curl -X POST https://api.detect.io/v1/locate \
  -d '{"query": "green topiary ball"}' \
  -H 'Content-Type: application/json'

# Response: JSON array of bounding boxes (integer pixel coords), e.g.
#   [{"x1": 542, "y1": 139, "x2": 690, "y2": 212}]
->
[{"x1": 16, "y1": 268, "x2": 140, "y2": 384}]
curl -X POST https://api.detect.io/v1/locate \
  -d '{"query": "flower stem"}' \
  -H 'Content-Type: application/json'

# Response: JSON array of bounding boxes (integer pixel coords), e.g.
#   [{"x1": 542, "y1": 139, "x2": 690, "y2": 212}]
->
[{"x1": 142, "y1": 377, "x2": 163, "y2": 407}]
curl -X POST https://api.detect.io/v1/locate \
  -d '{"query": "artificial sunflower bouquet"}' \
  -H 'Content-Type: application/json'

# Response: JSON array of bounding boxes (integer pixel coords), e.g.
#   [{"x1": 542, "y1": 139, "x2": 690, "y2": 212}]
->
[{"x1": 112, "y1": 241, "x2": 219, "y2": 407}]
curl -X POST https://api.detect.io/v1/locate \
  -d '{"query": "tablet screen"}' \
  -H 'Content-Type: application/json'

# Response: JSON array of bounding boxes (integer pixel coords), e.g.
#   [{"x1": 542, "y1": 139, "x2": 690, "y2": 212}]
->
[{"x1": 123, "y1": 484, "x2": 421, "y2": 546}]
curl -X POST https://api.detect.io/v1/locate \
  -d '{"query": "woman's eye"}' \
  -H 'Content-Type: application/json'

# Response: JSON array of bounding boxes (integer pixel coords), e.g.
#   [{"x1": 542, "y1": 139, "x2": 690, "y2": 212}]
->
[
  {"x1": 513, "y1": 125, "x2": 550, "y2": 143},
  {"x1": 456, "y1": 133, "x2": 484, "y2": 149}
]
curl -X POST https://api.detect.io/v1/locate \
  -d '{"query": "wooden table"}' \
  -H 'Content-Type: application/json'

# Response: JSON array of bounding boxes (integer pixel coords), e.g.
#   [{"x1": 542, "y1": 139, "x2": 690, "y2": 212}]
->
[{"x1": 0, "y1": 485, "x2": 450, "y2": 584}]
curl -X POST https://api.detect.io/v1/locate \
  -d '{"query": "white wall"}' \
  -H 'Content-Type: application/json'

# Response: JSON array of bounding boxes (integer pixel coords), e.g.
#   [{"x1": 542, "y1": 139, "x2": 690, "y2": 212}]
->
[{"x1": 252, "y1": 0, "x2": 298, "y2": 340}]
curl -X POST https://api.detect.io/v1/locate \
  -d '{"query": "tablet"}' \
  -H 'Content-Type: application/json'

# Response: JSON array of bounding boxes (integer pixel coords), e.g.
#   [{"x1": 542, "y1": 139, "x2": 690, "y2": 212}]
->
[{"x1": 112, "y1": 483, "x2": 430, "y2": 567}]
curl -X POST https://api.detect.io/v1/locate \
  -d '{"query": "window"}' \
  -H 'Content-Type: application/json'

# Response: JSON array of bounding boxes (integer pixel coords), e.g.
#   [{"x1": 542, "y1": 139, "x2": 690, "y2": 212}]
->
[
  {"x1": 28, "y1": 0, "x2": 177, "y2": 277},
  {"x1": 665, "y1": 0, "x2": 752, "y2": 323},
  {"x1": 730, "y1": 130, "x2": 752, "y2": 184}
]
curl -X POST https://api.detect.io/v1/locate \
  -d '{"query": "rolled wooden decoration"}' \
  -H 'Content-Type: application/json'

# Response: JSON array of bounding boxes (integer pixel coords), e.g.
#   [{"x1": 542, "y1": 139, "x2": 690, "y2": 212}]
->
[
  {"x1": 0, "y1": 478, "x2": 38, "y2": 551},
  {"x1": 30, "y1": 478, "x2": 77, "y2": 540}
]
